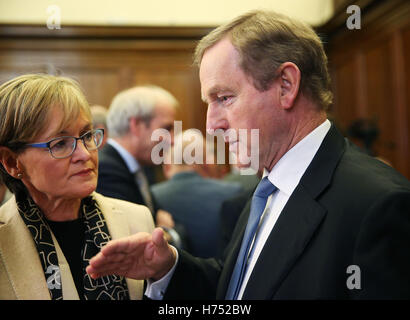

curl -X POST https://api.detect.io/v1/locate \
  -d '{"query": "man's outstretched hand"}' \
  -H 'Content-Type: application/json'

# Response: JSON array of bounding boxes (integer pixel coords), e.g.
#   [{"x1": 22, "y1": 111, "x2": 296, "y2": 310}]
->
[{"x1": 86, "y1": 227, "x2": 177, "y2": 281}]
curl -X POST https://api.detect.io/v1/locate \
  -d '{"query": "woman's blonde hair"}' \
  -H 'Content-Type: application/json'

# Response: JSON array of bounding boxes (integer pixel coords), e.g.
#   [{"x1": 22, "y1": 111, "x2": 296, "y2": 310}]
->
[
  {"x1": 0, "y1": 73, "x2": 91, "y2": 194},
  {"x1": 194, "y1": 10, "x2": 333, "y2": 110}
]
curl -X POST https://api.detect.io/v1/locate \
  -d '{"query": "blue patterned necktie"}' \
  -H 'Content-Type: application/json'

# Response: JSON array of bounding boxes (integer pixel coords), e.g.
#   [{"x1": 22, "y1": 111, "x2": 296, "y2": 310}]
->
[{"x1": 225, "y1": 176, "x2": 277, "y2": 300}]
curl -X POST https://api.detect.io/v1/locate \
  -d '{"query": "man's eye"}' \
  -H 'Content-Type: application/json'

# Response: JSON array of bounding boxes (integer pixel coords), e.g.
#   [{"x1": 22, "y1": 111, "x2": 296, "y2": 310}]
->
[{"x1": 218, "y1": 96, "x2": 232, "y2": 103}]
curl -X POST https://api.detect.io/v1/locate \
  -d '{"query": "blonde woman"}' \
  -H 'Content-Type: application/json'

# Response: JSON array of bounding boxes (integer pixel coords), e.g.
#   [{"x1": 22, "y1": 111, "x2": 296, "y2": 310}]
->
[{"x1": 0, "y1": 74, "x2": 154, "y2": 300}]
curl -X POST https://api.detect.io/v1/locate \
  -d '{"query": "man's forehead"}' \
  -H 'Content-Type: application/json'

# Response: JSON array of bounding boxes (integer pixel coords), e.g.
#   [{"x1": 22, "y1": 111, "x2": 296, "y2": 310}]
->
[{"x1": 199, "y1": 39, "x2": 242, "y2": 97}]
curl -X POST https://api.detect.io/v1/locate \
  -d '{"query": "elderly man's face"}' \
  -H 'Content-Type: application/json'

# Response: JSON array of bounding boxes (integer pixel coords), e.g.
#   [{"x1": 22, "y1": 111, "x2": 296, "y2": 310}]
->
[
  {"x1": 137, "y1": 103, "x2": 175, "y2": 165},
  {"x1": 200, "y1": 38, "x2": 286, "y2": 172},
  {"x1": 17, "y1": 107, "x2": 99, "y2": 203}
]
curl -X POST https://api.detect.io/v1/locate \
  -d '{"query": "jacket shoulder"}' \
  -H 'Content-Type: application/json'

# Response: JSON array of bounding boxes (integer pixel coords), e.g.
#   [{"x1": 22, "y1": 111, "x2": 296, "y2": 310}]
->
[
  {"x1": 0, "y1": 196, "x2": 17, "y2": 225},
  {"x1": 92, "y1": 192, "x2": 154, "y2": 232}
]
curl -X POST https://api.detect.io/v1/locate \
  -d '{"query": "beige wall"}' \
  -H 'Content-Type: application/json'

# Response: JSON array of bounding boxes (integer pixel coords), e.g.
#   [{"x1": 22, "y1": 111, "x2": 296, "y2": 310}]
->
[{"x1": 0, "y1": 0, "x2": 333, "y2": 27}]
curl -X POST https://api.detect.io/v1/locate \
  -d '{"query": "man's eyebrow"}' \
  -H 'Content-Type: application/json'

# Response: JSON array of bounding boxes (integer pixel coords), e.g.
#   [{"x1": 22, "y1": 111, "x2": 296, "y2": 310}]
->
[{"x1": 202, "y1": 85, "x2": 231, "y2": 103}]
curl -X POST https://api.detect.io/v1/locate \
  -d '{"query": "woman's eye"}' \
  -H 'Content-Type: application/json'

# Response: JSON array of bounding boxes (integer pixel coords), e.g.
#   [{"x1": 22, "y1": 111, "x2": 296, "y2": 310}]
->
[
  {"x1": 51, "y1": 139, "x2": 67, "y2": 150},
  {"x1": 84, "y1": 132, "x2": 93, "y2": 141}
]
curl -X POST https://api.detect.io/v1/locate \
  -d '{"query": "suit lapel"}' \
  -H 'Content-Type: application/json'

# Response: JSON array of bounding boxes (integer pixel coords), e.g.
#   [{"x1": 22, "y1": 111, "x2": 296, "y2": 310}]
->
[
  {"x1": 52, "y1": 234, "x2": 79, "y2": 300},
  {"x1": 0, "y1": 198, "x2": 51, "y2": 300},
  {"x1": 243, "y1": 186, "x2": 326, "y2": 299},
  {"x1": 216, "y1": 199, "x2": 252, "y2": 299},
  {"x1": 243, "y1": 124, "x2": 346, "y2": 299},
  {"x1": 93, "y1": 193, "x2": 144, "y2": 300}
]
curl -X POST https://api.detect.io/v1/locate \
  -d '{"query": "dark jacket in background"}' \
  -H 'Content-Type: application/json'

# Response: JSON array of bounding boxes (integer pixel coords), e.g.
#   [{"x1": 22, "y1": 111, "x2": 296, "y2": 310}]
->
[
  {"x1": 97, "y1": 144, "x2": 159, "y2": 215},
  {"x1": 151, "y1": 171, "x2": 243, "y2": 258}
]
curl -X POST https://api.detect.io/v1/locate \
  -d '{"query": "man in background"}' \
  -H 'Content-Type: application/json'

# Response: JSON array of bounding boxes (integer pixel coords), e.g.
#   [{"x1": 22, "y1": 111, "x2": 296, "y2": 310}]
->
[
  {"x1": 96, "y1": 85, "x2": 177, "y2": 233},
  {"x1": 90, "y1": 105, "x2": 109, "y2": 148}
]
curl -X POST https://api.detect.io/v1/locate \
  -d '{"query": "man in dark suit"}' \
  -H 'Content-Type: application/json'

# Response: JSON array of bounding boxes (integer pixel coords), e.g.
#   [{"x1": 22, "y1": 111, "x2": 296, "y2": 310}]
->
[
  {"x1": 96, "y1": 85, "x2": 177, "y2": 229},
  {"x1": 219, "y1": 188, "x2": 254, "y2": 257},
  {"x1": 151, "y1": 129, "x2": 243, "y2": 258},
  {"x1": 88, "y1": 10, "x2": 410, "y2": 299}
]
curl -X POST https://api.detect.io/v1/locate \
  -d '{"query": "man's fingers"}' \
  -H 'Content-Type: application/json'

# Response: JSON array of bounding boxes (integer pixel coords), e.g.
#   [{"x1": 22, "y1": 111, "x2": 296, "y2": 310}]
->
[
  {"x1": 152, "y1": 227, "x2": 168, "y2": 248},
  {"x1": 86, "y1": 230, "x2": 172, "y2": 281},
  {"x1": 100, "y1": 232, "x2": 151, "y2": 256},
  {"x1": 89, "y1": 251, "x2": 125, "y2": 268},
  {"x1": 87, "y1": 257, "x2": 138, "y2": 278}
]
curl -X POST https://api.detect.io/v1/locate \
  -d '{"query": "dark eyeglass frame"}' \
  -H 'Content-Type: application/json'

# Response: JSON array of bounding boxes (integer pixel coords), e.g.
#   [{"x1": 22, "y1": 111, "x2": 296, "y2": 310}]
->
[{"x1": 24, "y1": 128, "x2": 104, "y2": 159}]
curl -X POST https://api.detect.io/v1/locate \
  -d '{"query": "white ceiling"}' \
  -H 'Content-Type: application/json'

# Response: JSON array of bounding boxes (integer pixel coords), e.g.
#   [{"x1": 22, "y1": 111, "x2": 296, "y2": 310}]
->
[{"x1": 0, "y1": 0, "x2": 334, "y2": 27}]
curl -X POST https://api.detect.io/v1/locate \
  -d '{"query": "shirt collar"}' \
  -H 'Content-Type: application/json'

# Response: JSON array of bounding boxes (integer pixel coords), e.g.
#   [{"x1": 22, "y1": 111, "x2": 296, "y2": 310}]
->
[
  {"x1": 265, "y1": 119, "x2": 331, "y2": 196},
  {"x1": 107, "y1": 138, "x2": 141, "y2": 174}
]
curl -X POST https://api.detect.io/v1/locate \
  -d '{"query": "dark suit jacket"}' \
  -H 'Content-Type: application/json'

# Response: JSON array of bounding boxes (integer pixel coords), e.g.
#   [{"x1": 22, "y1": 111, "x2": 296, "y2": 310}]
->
[
  {"x1": 163, "y1": 124, "x2": 410, "y2": 300},
  {"x1": 151, "y1": 171, "x2": 243, "y2": 258},
  {"x1": 96, "y1": 144, "x2": 159, "y2": 215},
  {"x1": 219, "y1": 189, "x2": 254, "y2": 257}
]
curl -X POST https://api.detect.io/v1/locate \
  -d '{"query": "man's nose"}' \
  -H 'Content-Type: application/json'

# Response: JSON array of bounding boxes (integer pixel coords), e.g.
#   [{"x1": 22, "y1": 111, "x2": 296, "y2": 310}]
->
[{"x1": 206, "y1": 104, "x2": 228, "y2": 134}]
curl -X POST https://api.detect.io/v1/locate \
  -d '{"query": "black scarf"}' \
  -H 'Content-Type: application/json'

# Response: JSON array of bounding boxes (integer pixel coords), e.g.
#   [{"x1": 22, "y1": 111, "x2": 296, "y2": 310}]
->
[{"x1": 16, "y1": 192, "x2": 130, "y2": 300}]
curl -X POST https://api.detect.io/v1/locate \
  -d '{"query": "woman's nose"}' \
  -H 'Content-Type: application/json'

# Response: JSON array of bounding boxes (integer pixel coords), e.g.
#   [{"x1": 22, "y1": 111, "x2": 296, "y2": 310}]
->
[{"x1": 72, "y1": 139, "x2": 91, "y2": 161}]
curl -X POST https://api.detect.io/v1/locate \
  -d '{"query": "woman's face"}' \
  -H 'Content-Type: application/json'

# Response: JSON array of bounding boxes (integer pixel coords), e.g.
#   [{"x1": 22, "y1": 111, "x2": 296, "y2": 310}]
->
[{"x1": 17, "y1": 107, "x2": 99, "y2": 203}]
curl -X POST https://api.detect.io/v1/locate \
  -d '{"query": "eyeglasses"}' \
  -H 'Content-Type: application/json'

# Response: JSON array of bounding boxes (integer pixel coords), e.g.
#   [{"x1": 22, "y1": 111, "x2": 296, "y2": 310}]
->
[{"x1": 25, "y1": 129, "x2": 104, "y2": 159}]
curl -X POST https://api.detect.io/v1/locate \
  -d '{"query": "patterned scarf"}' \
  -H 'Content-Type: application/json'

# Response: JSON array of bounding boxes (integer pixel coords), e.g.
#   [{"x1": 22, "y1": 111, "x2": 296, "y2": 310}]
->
[{"x1": 16, "y1": 192, "x2": 130, "y2": 300}]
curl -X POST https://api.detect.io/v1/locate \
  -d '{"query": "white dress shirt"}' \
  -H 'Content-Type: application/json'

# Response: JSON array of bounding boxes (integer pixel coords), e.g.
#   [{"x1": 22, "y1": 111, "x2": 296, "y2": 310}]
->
[
  {"x1": 107, "y1": 138, "x2": 141, "y2": 174},
  {"x1": 145, "y1": 119, "x2": 331, "y2": 299}
]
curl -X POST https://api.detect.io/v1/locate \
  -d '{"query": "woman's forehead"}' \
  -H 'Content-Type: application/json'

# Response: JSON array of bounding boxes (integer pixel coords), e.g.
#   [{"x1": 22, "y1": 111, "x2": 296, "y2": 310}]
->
[{"x1": 38, "y1": 107, "x2": 91, "y2": 141}]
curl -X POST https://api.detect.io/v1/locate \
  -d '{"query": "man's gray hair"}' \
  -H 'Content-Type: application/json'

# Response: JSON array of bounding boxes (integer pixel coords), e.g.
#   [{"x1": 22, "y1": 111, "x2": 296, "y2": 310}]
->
[
  {"x1": 107, "y1": 85, "x2": 178, "y2": 138},
  {"x1": 90, "y1": 105, "x2": 108, "y2": 127}
]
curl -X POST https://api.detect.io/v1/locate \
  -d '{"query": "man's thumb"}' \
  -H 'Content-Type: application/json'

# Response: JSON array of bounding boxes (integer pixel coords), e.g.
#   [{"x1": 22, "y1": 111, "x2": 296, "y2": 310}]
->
[{"x1": 152, "y1": 227, "x2": 168, "y2": 250}]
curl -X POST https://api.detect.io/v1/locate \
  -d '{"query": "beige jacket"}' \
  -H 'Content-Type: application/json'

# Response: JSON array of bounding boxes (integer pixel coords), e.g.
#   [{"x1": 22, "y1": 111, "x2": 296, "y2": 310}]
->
[{"x1": 0, "y1": 192, "x2": 154, "y2": 300}]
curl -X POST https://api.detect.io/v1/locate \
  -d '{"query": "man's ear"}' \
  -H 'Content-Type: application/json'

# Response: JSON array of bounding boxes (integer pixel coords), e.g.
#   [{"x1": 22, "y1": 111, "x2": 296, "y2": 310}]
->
[
  {"x1": 130, "y1": 117, "x2": 151, "y2": 136},
  {"x1": 129, "y1": 117, "x2": 141, "y2": 136},
  {"x1": 277, "y1": 62, "x2": 301, "y2": 109},
  {"x1": 0, "y1": 147, "x2": 20, "y2": 178},
  {"x1": 162, "y1": 163, "x2": 172, "y2": 180}
]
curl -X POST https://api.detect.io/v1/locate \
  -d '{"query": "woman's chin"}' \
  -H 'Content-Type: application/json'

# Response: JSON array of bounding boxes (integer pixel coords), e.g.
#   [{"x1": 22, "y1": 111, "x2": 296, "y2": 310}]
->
[{"x1": 75, "y1": 183, "x2": 97, "y2": 199}]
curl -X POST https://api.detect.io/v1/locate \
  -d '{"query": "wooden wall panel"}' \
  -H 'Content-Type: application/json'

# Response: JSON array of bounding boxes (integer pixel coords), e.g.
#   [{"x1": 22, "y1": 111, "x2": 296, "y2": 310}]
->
[
  {"x1": 321, "y1": 0, "x2": 410, "y2": 178},
  {"x1": 330, "y1": 57, "x2": 360, "y2": 130},
  {"x1": 0, "y1": 25, "x2": 211, "y2": 136},
  {"x1": 402, "y1": 27, "x2": 410, "y2": 173},
  {"x1": 63, "y1": 68, "x2": 122, "y2": 107},
  {"x1": 362, "y1": 39, "x2": 397, "y2": 163}
]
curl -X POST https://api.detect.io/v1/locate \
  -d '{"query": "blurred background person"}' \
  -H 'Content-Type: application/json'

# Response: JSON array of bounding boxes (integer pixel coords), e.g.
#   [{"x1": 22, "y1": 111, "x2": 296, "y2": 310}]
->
[
  {"x1": 0, "y1": 74, "x2": 154, "y2": 300},
  {"x1": 151, "y1": 129, "x2": 243, "y2": 258},
  {"x1": 90, "y1": 105, "x2": 109, "y2": 148},
  {"x1": 346, "y1": 118, "x2": 392, "y2": 166},
  {"x1": 96, "y1": 85, "x2": 182, "y2": 245}
]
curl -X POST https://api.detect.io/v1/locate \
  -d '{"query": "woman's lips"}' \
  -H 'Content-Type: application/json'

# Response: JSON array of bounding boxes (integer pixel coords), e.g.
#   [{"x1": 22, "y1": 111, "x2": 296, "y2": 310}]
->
[{"x1": 74, "y1": 168, "x2": 93, "y2": 176}]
